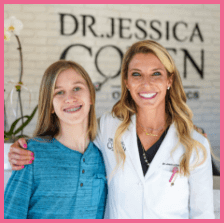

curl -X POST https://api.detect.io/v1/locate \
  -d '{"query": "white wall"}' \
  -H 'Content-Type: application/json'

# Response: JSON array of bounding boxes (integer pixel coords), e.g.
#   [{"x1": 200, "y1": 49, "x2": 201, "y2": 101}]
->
[{"x1": 4, "y1": 4, "x2": 220, "y2": 168}]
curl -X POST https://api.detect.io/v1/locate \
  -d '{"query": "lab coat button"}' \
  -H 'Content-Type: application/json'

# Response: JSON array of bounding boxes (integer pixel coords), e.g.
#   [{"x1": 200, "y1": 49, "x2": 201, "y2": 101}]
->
[
  {"x1": 82, "y1": 169, "x2": 85, "y2": 174},
  {"x1": 80, "y1": 183, "x2": 83, "y2": 187}
]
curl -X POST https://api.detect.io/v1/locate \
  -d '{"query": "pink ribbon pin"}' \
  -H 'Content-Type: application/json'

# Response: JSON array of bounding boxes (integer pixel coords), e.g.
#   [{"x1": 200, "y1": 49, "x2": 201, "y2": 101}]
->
[{"x1": 169, "y1": 167, "x2": 178, "y2": 182}]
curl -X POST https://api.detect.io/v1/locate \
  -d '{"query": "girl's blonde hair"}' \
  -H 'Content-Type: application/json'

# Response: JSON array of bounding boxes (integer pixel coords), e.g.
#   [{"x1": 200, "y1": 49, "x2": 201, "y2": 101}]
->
[
  {"x1": 112, "y1": 40, "x2": 207, "y2": 176},
  {"x1": 33, "y1": 60, "x2": 97, "y2": 142}
]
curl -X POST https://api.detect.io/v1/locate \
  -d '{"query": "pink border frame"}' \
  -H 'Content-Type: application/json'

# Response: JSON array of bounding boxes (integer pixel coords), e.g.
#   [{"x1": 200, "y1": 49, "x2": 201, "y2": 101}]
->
[{"x1": 2, "y1": 1, "x2": 222, "y2": 221}]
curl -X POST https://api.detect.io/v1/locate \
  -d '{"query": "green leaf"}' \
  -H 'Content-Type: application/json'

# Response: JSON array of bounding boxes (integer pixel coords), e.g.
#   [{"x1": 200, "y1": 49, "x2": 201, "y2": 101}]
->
[
  {"x1": 13, "y1": 105, "x2": 38, "y2": 135},
  {"x1": 4, "y1": 105, "x2": 38, "y2": 138},
  {"x1": 5, "y1": 115, "x2": 29, "y2": 135}
]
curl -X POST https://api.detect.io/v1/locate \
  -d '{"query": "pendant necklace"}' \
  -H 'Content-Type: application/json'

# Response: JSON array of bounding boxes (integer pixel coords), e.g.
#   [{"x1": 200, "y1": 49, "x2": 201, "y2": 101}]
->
[
  {"x1": 142, "y1": 145, "x2": 150, "y2": 166},
  {"x1": 139, "y1": 123, "x2": 165, "y2": 137},
  {"x1": 138, "y1": 127, "x2": 169, "y2": 167},
  {"x1": 138, "y1": 136, "x2": 150, "y2": 167}
]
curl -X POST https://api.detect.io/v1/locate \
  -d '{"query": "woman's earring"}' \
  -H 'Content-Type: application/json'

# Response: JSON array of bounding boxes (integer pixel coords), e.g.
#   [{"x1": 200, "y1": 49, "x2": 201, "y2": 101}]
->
[
  {"x1": 127, "y1": 89, "x2": 130, "y2": 91},
  {"x1": 167, "y1": 86, "x2": 170, "y2": 90}
]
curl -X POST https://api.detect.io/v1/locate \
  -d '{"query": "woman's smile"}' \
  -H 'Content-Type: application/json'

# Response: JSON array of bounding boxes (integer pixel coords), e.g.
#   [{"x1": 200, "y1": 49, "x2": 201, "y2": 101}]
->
[{"x1": 139, "y1": 92, "x2": 157, "y2": 99}]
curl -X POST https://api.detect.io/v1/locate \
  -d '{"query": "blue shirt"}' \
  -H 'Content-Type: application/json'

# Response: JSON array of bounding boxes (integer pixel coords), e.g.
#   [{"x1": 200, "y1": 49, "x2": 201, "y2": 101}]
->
[{"x1": 4, "y1": 138, "x2": 107, "y2": 219}]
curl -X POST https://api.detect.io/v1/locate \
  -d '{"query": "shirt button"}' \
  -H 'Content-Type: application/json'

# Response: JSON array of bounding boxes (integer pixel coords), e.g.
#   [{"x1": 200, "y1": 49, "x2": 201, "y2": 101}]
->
[
  {"x1": 80, "y1": 183, "x2": 83, "y2": 187},
  {"x1": 83, "y1": 158, "x2": 85, "y2": 162},
  {"x1": 82, "y1": 169, "x2": 85, "y2": 174}
]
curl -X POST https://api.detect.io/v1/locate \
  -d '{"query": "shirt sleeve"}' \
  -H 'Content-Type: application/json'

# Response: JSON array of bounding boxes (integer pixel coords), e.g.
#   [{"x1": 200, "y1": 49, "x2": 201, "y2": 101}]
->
[
  {"x1": 95, "y1": 183, "x2": 107, "y2": 219},
  {"x1": 189, "y1": 138, "x2": 215, "y2": 219},
  {"x1": 4, "y1": 163, "x2": 33, "y2": 219},
  {"x1": 95, "y1": 169, "x2": 108, "y2": 218}
]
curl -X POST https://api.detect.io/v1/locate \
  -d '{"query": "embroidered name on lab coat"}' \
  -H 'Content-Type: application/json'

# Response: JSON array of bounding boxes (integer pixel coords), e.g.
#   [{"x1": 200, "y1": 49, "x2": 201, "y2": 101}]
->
[
  {"x1": 162, "y1": 163, "x2": 179, "y2": 166},
  {"x1": 107, "y1": 138, "x2": 126, "y2": 151}
]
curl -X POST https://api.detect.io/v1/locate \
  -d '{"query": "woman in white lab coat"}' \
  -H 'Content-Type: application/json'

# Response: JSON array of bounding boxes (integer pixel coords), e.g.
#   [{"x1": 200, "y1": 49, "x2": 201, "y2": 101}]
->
[
  {"x1": 9, "y1": 40, "x2": 214, "y2": 219},
  {"x1": 94, "y1": 40, "x2": 214, "y2": 219}
]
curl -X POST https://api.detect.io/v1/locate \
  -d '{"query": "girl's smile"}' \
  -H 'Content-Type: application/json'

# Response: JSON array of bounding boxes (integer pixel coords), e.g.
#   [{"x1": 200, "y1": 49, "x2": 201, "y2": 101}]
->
[{"x1": 63, "y1": 105, "x2": 82, "y2": 113}]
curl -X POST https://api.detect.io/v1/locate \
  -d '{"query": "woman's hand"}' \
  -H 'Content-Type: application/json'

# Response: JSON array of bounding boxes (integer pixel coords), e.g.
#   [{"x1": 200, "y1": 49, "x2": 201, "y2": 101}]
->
[
  {"x1": 194, "y1": 125, "x2": 207, "y2": 138},
  {"x1": 8, "y1": 138, "x2": 34, "y2": 170}
]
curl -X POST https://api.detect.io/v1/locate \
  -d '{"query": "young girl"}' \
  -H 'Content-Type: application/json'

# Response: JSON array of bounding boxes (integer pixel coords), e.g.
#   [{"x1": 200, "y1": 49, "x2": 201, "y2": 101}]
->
[{"x1": 4, "y1": 60, "x2": 107, "y2": 219}]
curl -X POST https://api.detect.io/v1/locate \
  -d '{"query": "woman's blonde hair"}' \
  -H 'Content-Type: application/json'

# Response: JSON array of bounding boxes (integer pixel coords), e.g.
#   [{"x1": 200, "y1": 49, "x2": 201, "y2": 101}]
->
[
  {"x1": 112, "y1": 40, "x2": 207, "y2": 176},
  {"x1": 33, "y1": 60, "x2": 97, "y2": 142}
]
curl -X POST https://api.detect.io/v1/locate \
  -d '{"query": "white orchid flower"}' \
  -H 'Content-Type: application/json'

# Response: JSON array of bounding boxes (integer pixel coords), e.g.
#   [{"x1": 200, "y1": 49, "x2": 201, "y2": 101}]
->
[
  {"x1": 4, "y1": 27, "x2": 11, "y2": 41},
  {"x1": 4, "y1": 16, "x2": 23, "y2": 36}
]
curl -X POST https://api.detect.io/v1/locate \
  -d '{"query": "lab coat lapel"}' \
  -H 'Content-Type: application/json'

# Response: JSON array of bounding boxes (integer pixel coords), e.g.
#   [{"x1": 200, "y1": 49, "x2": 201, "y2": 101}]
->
[
  {"x1": 144, "y1": 123, "x2": 179, "y2": 181},
  {"x1": 122, "y1": 115, "x2": 145, "y2": 182}
]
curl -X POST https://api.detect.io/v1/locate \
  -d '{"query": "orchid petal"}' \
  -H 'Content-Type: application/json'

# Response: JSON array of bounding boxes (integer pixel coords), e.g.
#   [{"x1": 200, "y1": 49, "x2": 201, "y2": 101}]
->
[
  {"x1": 4, "y1": 16, "x2": 23, "y2": 36},
  {"x1": 10, "y1": 16, "x2": 23, "y2": 35},
  {"x1": 4, "y1": 19, "x2": 10, "y2": 29},
  {"x1": 4, "y1": 28, "x2": 11, "y2": 41}
]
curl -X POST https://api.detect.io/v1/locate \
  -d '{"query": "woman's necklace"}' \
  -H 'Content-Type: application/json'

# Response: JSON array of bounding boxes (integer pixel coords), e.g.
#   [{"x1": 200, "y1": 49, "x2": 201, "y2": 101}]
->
[
  {"x1": 139, "y1": 127, "x2": 168, "y2": 167},
  {"x1": 139, "y1": 123, "x2": 165, "y2": 137},
  {"x1": 142, "y1": 144, "x2": 150, "y2": 166}
]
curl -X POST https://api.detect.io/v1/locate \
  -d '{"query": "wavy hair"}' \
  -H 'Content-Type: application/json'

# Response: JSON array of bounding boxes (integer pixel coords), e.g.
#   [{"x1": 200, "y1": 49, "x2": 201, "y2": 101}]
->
[
  {"x1": 112, "y1": 40, "x2": 207, "y2": 176},
  {"x1": 33, "y1": 60, "x2": 97, "y2": 142}
]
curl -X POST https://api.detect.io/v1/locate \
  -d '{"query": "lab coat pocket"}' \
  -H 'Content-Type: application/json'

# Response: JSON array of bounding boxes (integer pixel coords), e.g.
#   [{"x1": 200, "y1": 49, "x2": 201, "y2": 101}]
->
[
  {"x1": 160, "y1": 169, "x2": 187, "y2": 185},
  {"x1": 92, "y1": 174, "x2": 107, "y2": 206},
  {"x1": 154, "y1": 169, "x2": 189, "y2": 213},
  {"x1": 159, "y1": 169, "x2": 189, "y2": 194}
]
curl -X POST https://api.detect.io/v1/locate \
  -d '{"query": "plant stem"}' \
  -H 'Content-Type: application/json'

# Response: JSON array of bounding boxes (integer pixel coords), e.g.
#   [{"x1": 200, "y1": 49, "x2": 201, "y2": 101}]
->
[
  {"x1": 15, "y1": 35, "x2": 24, "y2": 135},
  {"x1": 4, "y1": 94, "x2": 8, "y2": 131},
  {"x1": 15, "y1": 35, "x2": 23, "y2": 82}
]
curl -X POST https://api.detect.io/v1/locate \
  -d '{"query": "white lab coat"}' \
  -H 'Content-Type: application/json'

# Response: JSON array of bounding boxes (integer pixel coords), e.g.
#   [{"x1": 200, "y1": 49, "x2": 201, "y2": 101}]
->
[{"x1": 94, "y1": 112, "x2": 215, "y2": 219}]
